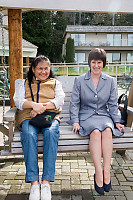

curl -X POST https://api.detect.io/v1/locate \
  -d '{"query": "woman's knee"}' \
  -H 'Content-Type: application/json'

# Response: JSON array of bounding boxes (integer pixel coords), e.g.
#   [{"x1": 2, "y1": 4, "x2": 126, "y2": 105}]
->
[
  {"x1": 102, "y1": 128, "x2": 112, "y2": 139},
  {"x1": 90, "y1": 129, "x2": 101, "y2": 141},
  {"x1": 43, "y1": 120, "x2": 60, "y2": 138},
  {"x1": 21, "y1": 121, "x2": 38, "y2": 141}
]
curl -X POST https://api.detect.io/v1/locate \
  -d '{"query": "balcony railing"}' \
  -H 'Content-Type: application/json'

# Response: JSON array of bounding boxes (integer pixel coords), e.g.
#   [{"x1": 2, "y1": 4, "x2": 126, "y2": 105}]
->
[{"x1": 74, "y1": 39, "x2": 133, "y2": 47}]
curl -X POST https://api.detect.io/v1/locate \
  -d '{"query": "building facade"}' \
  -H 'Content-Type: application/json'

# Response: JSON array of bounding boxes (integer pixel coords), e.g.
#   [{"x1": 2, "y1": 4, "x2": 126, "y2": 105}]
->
[{"x1": 63, "y1": 25, "x2": 133, "y2": 64}]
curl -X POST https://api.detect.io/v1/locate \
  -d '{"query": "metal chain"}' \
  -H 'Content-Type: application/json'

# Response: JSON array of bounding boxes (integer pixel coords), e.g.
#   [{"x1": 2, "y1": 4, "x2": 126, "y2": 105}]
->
[{"x1": 0, "y1": 8, "x2": 10, "y2": 151}]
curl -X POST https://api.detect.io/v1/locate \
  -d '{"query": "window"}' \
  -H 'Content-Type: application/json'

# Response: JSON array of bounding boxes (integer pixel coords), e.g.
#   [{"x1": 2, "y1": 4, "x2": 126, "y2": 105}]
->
[
  {"x1": 112, "y1": 53, "x2": 121, "y2": 63},
  {"x1": 127, "y1": 53, "x2": 133, "y2": 63},
  {"x1": 75, "y1": 53, "x2": 85, "y2": 63},
  {"x1": 107, "y1": 34, "x2": 121, "y2": 46},
  {"x1": 106, "y1": 53, "x2": 121, "y2": 63},
  {"x1": 128, "y1": 34, "x2": 133, "y2": 46},
  {"x1": 71, "y1": 34, "x2": 85, "y2": 46}
]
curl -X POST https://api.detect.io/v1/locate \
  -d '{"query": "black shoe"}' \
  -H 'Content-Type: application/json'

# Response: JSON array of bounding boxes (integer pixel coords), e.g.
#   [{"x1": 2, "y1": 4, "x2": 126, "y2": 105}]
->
[
  {"x1": 94, "y1": 174, "x2": 104, "y2": 195},
  {"x1": 103, "y1": 180, "x2": 111, "y2": 192}
]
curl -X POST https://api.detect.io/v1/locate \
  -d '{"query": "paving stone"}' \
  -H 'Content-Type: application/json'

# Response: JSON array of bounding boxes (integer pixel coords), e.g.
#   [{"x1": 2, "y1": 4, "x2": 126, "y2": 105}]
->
[
  {"x1": 55, "y1": 175, "x2": 70, "y2": 180},
  {"x1": 71, "y1": 194, "x2": 82, "y2": 200},
  {"x1": 61, "y1": 180, "x2": 70, "y2": 190},
  {"x1": 104, "y1": 190, "x2": 124, "y2": 196},
  {"x1": 115, "y1": 197, "x2": 126, "y2": 200},
  {"x1": 80, "y1": 173, "x2": 89, "y2": 180},
  {"x1": 0, "y1": 176, "x2": 5, "y2": 184},
  {"x1": 71, "y1": 169, "x2": 87, "y2": 173},
  {"x1": 0, "y1": 191, "x2": 8, "y2": 197},
  {"x1": 3, "y1": 180, "x2": 23, "y2": 185},
  {"x1": 52, "y1": 194, "x2": 71, "y2": 200},
  {"x1": 0, "y1": 185, "x2": 11, "y2": 190},
  {"x1": 124, "y1": 191, "x2": 133, "y2": 200},
  {"x1": 62, "y1": 165, "x2": 70, "y2": 173},
  {"x1": 120, "y1": 182, "x2": 133, "y2": 186},
  {"x1": 51, "y1": 184, "x2": 61, "y2": 192},
  {"x1": 93, "y1": 196, "x2": 115, "y2": 200},
  {"x1": 71, "y1": 175, "x2": 80, "y2": 185},
  {"x1": 112, "y1": 185, "x2": 132, "y2": 191},
  {"x1": 123, "y1": 169, "x2": 133, "y2": 178},
  {"x1": 0, "y1": 195, "x2": 7, "y2": 200},
  {"x1": 14, "y1": 175, "x2": 25, "y2": 180},
  {"x1": 111, "y1": 176, "x2": 119, "y2": 185},
  {"x1": 126, "y1": 177, "x2": 133, "y2": 181},
  {"x1": 71, "y1": 163, "x2": 79, "y2": 168},
  {"x1": 5, "y1": 172, "x2": 16, "y2": 180},
  {"x1": 115, "y1": 173, "x2": 126, "y2": 182},
  {"x1": 55, "y1": 168, "x2": 62, "y2": 175},
  {"x1": 5, "y1": 194, "x2": 29, "y2": 200}
]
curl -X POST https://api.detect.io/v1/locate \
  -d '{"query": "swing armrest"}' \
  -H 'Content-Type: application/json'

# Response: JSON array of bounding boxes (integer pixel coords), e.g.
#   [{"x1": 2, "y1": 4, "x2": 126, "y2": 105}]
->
[
  {"x1": 119, "y1": 104, "x2": 133, "y2": 115},
  {"x1": 3, "y1": 107, "x2": 17, "y2": 122}
]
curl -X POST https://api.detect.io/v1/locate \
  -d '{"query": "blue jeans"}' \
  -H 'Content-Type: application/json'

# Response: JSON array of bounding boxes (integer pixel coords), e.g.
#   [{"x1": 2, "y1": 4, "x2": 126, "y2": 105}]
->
[{"x1": 21, "y1": 119, "x2": 60, "y2": 183}]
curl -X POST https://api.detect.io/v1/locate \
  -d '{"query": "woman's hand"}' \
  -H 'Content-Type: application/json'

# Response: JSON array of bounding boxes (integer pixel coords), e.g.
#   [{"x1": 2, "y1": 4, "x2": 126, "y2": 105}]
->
[
  {"x1": 31, "y1": 102, "x2": 46, "y2": 114},
  {"x1": 115, "y1": 122, "x2": 125, "y2": 132},
  {"x1": 43, "y1": 102, "x2": 56, "y2": 110},
  {"x1": 30, "y1": 110, "x2": 37, "y2": 118},
  {"x1": 72, "y1": 122, "x2": 80, "y2": 134}
]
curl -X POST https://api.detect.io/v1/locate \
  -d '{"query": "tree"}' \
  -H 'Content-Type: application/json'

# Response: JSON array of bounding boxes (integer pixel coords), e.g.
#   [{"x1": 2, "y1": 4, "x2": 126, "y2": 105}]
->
[
  {"x1": 65, "y1": 37, "x2": 75, "y2": 63},
  {"x1": 22, "y1": 11, "x2": 67, "y2": 62},
  {"x1": 22, "y1": 11, "x2": 53, "y2": 58},
  {"x1": 49, "y1": 11, "x2": 68, "y2": 62}
]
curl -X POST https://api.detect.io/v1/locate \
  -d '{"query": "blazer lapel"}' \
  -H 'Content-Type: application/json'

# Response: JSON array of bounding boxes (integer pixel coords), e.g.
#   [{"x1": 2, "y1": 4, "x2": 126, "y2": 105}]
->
[
  {"x1": 96, "y1": 72, "x2": 107, "y2": 93},
  {"x1": 84, "y1": 71, "x2": 97, "y2": 94}
]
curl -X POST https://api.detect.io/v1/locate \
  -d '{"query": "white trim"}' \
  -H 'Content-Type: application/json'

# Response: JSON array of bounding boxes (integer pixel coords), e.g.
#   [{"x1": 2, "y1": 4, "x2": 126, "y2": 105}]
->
[{"x1": 1, "y1": 0, "x2": 133, "y2": 13}]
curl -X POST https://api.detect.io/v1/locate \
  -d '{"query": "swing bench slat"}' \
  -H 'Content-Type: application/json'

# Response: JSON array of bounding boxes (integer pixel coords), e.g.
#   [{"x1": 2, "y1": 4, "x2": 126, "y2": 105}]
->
[{"x1": 1, "y1": 78, "x2": 133, "y2": 156}]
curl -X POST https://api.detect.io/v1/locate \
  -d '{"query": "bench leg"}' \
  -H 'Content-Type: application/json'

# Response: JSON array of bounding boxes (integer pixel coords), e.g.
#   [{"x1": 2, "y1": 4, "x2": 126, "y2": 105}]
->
[
  {"x1": 8, "y1": 122, "x2": 14, "y2": 152},
  {"x1": 116, "y1": 150, "x2": 126, "y2": 156}
]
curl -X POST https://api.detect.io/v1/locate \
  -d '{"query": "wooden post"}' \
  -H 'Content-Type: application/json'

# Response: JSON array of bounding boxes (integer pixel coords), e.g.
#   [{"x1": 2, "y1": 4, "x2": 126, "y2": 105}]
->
[
  {"x1": 8, "y1": 9, "x2": 23, "y2": 107},
  {"x1": 127, "y1": 81, "x2": 133, "y2": 127},
  {"x1": 1, "y1": 56, "x2": 3, "y2": 65},
  {"x1": 26, "y1": 56, "x2": 29, "y2": 66}
]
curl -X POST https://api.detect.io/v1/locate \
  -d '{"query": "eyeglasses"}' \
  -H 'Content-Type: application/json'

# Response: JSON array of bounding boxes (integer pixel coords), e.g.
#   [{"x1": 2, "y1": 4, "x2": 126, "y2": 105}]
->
[{"x1": 36, "y1": 67, "x2": 50, "y2": 72}]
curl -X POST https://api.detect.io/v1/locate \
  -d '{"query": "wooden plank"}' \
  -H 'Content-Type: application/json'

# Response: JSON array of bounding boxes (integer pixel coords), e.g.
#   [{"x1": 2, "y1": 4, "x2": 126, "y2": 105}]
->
[
  {"x1": 4, "y1": 107, "x2": 17, "y2": 122},
  {"x1": 1, "y1": 0, "x2": 133, "y2": 14},
  {"x1": 11, "y1": 142, "x2": 133, "y2": 154},
  {"x1": 11, "y1": 137, "x2": 133, "y2": 149}
]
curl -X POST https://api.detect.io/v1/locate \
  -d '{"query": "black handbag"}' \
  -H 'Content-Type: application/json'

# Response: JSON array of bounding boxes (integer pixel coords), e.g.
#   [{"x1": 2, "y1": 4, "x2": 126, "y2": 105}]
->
[
  {"x1": 118, "y1": 93, "x2": 128, "y2": 126},
  {"x1": 29, "y1": 82, "x2": 58, "y2": 128},
  {"x1": 29, "y1": 110, "x2": 57, "y2": 128}
]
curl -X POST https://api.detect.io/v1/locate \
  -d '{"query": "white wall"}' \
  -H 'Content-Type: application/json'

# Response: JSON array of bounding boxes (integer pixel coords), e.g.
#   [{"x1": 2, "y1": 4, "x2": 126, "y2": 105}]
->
[{"x1": 1, "y1": 0, "x2": 133, "y2": 13}]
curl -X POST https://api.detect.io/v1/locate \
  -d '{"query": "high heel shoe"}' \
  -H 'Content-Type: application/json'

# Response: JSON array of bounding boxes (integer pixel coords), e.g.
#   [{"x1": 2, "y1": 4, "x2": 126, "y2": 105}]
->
[
  {"x1": 103, "y1": 180, "x2": 111, "y2": 192},
  {"x1": 94, "y1": 174, "x2": 104, "y2": 195}
]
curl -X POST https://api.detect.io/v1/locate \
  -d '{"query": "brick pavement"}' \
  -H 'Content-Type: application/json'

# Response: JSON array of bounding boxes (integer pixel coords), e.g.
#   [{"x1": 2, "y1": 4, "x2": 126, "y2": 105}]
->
[{"x1": 0, "y1": 150, "x2": 133, "y2": 200}]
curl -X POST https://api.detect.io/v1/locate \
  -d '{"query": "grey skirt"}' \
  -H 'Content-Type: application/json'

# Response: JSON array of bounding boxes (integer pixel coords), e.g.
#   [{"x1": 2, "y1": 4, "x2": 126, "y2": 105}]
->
[{"x1": 78, "y1": 114, "x2": 123, "y2": 137}]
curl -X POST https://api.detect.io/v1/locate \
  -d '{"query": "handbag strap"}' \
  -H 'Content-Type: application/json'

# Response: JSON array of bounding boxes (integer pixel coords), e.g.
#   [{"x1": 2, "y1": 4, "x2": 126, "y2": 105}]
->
[
  {"x1": 29, "y1": 82, "x2": 35, "y2": 102},
  {"x1": 29, "y1": 81, "x2": 41, "y2": 103}
]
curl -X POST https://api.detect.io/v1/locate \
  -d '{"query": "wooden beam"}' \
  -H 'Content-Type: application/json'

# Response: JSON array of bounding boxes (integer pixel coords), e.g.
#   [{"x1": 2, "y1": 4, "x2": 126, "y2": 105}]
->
[
  {"x1": 1, "y1": 0, "x2": 133, "y2": 14},
  {"x1": 8, "y1": 9, "x2": 23, "y2": 106}
]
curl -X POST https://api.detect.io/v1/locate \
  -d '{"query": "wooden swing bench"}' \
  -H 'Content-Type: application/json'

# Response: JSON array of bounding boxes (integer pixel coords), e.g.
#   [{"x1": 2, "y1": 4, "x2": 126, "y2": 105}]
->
[{"x1": 1, "y1": 77, "x2": 133, "y2": 156}]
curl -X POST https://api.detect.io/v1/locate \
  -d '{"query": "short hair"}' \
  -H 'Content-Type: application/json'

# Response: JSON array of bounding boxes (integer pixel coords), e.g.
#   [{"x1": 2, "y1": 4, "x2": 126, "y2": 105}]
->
[{"x1": 88, "y1": 48, "x2": 106, "y2": 68}]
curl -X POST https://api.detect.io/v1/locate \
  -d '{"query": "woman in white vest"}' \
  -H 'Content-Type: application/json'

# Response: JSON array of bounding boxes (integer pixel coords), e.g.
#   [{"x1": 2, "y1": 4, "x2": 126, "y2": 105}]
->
[{"x1": 13, "y1": 55, "x2": 65, "y2": 200}]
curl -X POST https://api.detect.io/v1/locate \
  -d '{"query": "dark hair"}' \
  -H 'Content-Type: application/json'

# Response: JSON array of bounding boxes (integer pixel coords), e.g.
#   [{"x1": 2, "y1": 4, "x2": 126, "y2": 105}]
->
[
  {"x1": 27, "y1": 55, "x2": 55, "y2": 85},
  {"x1": 88, "y1": 48, "x2": 106, "y2": 68}
]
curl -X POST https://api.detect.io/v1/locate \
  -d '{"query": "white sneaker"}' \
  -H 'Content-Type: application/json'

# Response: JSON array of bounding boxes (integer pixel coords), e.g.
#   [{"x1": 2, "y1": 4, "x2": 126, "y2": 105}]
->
[
  {"x1": 41, "y1": 183, "x2": 51, "y2": 200},
  {"x1": 29, "y1": 184, "x2": 40, "y2": 200}
]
